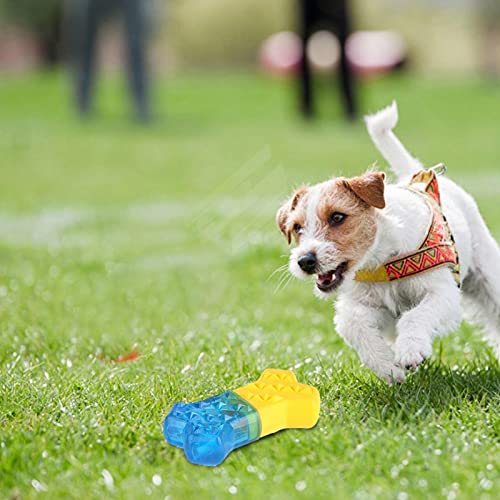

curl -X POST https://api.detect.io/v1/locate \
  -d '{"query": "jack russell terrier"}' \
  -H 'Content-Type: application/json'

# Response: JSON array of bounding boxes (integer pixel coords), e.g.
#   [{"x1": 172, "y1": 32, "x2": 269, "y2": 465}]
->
[{"x1": 276, "y1": 102, "x2": 500, "y2": 383}]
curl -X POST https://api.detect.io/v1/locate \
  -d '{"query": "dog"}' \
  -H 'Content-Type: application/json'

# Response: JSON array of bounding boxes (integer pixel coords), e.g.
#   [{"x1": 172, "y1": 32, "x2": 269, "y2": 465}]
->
[{"x1": 276, "y1": 102, "x2": 500, "y2": 383}]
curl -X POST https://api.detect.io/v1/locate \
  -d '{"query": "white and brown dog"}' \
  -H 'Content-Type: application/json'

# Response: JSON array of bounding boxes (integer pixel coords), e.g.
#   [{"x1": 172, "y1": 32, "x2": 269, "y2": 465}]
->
[{"x1": 277, "y1": 102, "x2": 500, "y2": 383}]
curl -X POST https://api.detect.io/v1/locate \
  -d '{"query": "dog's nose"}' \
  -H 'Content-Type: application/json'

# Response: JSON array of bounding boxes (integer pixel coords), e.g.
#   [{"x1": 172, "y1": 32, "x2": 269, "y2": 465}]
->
[{"x1": 298, "y1": 252, "x2": 317, "y2": 274}]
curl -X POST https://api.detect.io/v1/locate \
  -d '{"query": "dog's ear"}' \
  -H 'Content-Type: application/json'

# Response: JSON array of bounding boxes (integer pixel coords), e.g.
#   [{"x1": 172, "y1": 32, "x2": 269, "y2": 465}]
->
[
  {"x1": 276, "y1": 187, "x2": 307, "y2": 244},
  {"x1": 343, "y1": 172, "x2": 386, "y2": 209},
  {"x1": 276, "y1": 204, "x2": 291, "y2": 244}
]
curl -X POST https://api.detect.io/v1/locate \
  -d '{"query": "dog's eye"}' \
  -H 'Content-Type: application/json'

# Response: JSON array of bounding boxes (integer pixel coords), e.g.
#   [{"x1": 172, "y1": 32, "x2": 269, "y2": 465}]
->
[
  {"x1": 293, "y1": 223, "x2": 303, "y2": 235},
  {"x1": 328, "y1": 212, "x2": 347, "y2": 226}
]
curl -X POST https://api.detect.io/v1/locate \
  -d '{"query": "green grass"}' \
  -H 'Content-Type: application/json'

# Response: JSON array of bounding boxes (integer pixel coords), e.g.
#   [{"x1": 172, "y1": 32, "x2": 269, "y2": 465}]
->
[{"x1": 0, "y1": 70, "x2": 499, "y2": 499}]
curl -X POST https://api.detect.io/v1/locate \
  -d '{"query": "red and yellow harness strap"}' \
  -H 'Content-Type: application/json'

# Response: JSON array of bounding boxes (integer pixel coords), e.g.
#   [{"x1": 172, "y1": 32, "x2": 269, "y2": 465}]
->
[{"x1": 355, "y1": 169, "x2": 460, "y2": 286}]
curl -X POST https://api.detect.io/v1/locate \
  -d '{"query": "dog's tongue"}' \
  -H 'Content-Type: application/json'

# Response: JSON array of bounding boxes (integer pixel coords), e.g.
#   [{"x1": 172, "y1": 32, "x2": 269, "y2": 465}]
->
[{"x1": 317, "y1": 270, "x2": 335, "y2": 286}]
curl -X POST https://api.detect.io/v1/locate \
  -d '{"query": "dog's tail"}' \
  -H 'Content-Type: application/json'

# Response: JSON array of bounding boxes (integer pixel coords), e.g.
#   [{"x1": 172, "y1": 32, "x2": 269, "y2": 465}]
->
[{"x1": 365, "y1": 101, "x2": 422, "y2": 179}]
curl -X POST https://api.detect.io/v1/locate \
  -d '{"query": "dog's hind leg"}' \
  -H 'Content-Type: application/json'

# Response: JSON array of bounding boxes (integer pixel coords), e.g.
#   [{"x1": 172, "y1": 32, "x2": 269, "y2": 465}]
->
[{"x1": 461, "y1": 206, "x2": 500, "y2": 360}]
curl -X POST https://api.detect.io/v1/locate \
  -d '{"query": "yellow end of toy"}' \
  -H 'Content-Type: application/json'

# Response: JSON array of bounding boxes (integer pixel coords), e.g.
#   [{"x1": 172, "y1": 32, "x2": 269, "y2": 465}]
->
[{"x1": 234, "y1": 368, "x2": 320, "y2": 437}]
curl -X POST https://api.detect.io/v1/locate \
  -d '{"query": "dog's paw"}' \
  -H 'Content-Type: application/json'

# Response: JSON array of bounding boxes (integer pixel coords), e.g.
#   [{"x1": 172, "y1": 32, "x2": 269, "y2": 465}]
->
[
  {"x1": 394, "y1": 337, "x2": 432, "y2": 370},
  {"x1": 368, "y1": 361, "x2": 406, "y2": 385},
  {"x1": 381, "y1": 364, "x2": 406, "y2": 385}
]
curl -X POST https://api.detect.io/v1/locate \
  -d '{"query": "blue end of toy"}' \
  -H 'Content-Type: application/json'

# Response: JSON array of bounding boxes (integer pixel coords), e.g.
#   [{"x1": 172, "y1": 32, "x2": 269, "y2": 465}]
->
[{"x1": 163, "y1": 391, "x2": 261, "y2": 466}]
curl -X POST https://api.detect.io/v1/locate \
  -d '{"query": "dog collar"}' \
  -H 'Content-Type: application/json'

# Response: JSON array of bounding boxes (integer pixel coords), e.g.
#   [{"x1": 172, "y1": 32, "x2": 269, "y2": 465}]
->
[{"x1": 355, "y1": 167, "x2": 460, "y2": 286}]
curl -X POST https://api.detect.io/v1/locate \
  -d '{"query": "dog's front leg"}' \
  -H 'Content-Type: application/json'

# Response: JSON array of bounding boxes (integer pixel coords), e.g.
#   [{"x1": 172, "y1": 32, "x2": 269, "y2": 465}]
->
[
  {"x1": 335, "y1": 298, "x2": 405, "y2": 383},
  {"x1": 394, "y1": 278, "x2": 461, "y2": 369}
]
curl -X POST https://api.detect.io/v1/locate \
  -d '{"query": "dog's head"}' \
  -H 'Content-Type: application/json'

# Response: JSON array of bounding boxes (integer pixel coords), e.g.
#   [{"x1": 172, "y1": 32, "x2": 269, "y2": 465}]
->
[{"x1": 276, "y1": 171, "x2": 385, "y2": 297}]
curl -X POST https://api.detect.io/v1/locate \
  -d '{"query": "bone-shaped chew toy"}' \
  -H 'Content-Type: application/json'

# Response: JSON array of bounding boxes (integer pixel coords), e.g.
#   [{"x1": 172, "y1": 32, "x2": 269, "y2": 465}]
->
[{"x1": 163, "y1": 368, "x2": 320, "y2": 466}]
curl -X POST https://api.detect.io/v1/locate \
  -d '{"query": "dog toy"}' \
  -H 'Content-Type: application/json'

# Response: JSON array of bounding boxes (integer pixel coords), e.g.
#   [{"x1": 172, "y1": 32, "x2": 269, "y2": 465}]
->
[{"x1": 163, "y1": 368, "x2": 320, "y2": 466}]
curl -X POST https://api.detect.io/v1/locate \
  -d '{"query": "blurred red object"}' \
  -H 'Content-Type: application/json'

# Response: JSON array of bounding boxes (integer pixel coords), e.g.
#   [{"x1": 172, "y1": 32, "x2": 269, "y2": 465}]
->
[
  {"x1": 113, "y1": 351, "x2": 141, "y2": 363},
  {"x1": 259, "y1": 31, "x2": 302, "y2": 76},
  {"x1": 346, "y1": 31, "x2": 407, "y2": 76},
  {"x1": 98, "y1": 350, "x2": 141, "y2": 363}
]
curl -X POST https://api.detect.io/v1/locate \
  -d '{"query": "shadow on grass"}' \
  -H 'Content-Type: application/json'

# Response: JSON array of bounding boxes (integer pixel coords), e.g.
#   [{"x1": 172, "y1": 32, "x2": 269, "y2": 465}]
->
[
  {"x1": 320, "y1": 355, "x2": 500, "y2": 436},
  {"x1": 356, "y1": 359, "x2": 500, "y2": 426}
]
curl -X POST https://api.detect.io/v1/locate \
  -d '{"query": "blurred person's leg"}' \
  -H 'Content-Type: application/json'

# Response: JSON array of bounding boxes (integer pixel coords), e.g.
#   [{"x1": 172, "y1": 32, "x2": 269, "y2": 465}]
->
[
  {"x1": 336, "y1": 1, "x2": 356, "y2": 120},
  {"x1": 40, "y1": 3, "x2": 64, "y2": 66},
  {"x1": 299, "y1": 39, "x2": 314, "y2": 117},
  {"x1": 123, "y1": 0, "x2": 150, "y2": 122},
  {"x1": 72, "y1": 0, "x2": 100, "y2": 116},
  {"x1": 298, "y1": 0, "x2": 314, "y2": 118},
  {"x1": 297, "y1": 0, "x2": 357, "y2": 120}
]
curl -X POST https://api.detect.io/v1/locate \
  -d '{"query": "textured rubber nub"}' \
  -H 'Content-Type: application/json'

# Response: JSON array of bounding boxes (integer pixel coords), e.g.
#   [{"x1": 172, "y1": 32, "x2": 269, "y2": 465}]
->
[{"x1": 163, "y1": 391, "x2": 260, "y2": 466}]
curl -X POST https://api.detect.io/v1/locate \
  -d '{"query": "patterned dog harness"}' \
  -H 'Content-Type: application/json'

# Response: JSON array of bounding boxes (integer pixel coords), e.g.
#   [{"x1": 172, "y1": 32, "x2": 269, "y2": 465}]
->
[{"x1": 355, "y1": 167, "x2": 460, "y2": 286}]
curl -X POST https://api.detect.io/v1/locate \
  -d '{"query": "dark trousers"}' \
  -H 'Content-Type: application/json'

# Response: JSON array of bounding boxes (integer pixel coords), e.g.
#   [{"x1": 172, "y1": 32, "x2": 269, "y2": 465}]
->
[
  {"x1": 69, "y1": 0, "x2": 150, "y2": 121},
  {"x1": 298, "y1": 0, "x2": 356, "y2": 120}
]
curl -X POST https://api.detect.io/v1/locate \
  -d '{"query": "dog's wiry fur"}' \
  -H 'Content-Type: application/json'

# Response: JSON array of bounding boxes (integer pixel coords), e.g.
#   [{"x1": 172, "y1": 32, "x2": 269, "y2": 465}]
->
[{"x1": 277, "y1": 101, "x2": 500, "y2": 382}]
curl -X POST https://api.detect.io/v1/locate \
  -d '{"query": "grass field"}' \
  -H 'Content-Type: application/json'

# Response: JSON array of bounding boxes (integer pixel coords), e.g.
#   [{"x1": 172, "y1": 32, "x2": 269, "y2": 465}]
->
[{"x1": 0, "y1": 71, "x2": 499, "y2": 499}]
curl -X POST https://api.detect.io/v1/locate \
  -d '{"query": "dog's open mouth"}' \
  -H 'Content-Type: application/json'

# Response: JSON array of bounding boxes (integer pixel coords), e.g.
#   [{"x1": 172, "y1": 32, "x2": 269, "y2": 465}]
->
[{"x1": 315, "y1": 262, "x2": 348, "y2": 292}]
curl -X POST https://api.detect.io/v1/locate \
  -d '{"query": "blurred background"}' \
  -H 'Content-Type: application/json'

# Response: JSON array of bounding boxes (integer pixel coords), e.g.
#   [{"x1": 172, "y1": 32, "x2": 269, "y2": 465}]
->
[
  {"x1": 1, "y1": 0, "x2": 499, "y2": 75},
  {"x1": 1, "y1": 2, "x2": 500, "y2": 497},
  {"x1": 1, "y1": 0, "x2": 499, "y2": 118}
]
